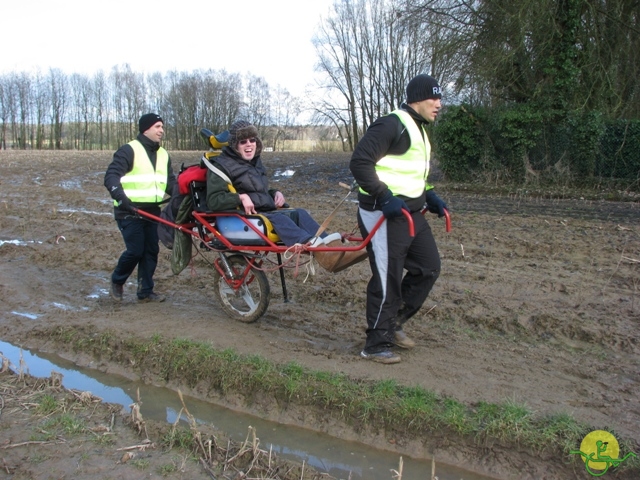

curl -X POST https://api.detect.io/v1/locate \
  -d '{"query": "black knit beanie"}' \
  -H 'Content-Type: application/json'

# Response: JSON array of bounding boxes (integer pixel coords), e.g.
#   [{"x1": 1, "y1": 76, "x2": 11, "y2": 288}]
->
[
  {"x1": 406, "y1": 74, "x2": 442, "y2": 103},
  {"x1": 139, "y1": 113, "x2": 163, "y2": 134},
  {"x1": 228, "y1": 120, "x2": 263, "y2": 156}
]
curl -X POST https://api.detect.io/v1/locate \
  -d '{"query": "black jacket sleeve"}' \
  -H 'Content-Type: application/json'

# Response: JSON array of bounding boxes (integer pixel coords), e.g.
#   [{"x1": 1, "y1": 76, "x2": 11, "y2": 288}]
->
[
  {"x1": 165, "y1": 157, "x2": 177, "y2": 196},
  {"x1": 104, "y1": 136, "x2": 176, "y2": 218},
  {"x1": 104, "y1": 144, "x2": 134, "y2": 203},
  {"x1": 349, "y1": 114, "x2": 403, "y2": 199},
  {"x1": 350, "y1": 105, "x2": 432, "y2": 211}
]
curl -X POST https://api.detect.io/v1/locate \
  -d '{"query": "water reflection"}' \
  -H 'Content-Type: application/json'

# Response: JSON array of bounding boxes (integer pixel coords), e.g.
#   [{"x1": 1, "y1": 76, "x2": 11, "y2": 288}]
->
[
  {"x1": 10, "y1": 311, "x2": 40, "y2": 320},
  {"x1": 274, "y1": 169, "x2": 295, "y2": 178},
  {"x1": 0, "y1": 239, "x2": 42, "y2": 247},
  {"x1": 0, "y1": 340, "x2": 491, "y2": 480},
  {"x1": 57, "y1": 207, "x2": 112, "y2": 216}
]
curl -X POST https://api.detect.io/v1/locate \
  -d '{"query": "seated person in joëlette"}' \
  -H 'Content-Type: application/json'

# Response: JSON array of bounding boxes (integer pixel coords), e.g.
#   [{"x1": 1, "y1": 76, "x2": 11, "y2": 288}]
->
[{"x1": 205, "y1": 120, "x2": 366, "y2": 272}]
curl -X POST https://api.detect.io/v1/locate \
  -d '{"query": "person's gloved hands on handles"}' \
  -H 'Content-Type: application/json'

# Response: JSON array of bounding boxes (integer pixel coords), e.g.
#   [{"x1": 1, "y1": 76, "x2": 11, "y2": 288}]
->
[
  {"x1": 378, "y1": 189, "x2": 409, "y2": 219},
  {"x1": 425, "y1": 189, "x2": 447, "y2": 217},
  {"x1": 118, "y1": 196, "x2": 136, "y2": 213}
]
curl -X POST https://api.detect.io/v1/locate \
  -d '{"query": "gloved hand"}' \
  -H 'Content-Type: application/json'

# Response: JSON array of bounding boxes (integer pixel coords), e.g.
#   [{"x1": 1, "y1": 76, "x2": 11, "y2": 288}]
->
[
  {"x1": 118, "y1": 197, "x2": 136, "y2": 213},
  {"x1": 425, "y1": 189, "x2": 447, "y2": 217},
  {"x1": 378, "y1": 189, "x2": 408, "y2": 219}
]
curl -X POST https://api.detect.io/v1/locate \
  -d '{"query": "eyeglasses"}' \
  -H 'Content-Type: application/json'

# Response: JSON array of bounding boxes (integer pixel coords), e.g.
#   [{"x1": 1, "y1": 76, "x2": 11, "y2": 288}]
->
[{"x1": 239, "y1": 138, "x2": 257, "y2": 145}]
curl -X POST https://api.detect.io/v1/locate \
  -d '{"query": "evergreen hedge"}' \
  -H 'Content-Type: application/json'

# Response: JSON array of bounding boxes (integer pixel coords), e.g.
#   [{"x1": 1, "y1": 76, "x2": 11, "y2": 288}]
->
[{"x1": 434, "y1": 104, "x2": 640, "y2": 189}]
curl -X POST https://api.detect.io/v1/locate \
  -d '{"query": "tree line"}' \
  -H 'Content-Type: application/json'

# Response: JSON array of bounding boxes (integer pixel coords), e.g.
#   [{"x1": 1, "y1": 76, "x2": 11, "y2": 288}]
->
[
  {"x1": 313, "y1": 0, "x2": 639, "y2": 186},
  {"x1": 2, "y1": 0, "x2": 639, "y2": 186},
  {"x1": 0, "y1": 66, "x2": 304, "y2": 152}
]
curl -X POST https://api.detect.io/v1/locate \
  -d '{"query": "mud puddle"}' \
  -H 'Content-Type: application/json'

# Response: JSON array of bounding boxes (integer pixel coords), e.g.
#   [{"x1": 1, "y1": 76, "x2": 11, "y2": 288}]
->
[{"x1": 0, "y1": 340, "x2": 493, "y2": 480}]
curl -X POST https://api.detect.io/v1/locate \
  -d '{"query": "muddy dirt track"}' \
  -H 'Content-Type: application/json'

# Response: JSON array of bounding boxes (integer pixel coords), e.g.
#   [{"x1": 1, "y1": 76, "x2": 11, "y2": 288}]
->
[{"x1": 0, "y1": 150, "x2": 639, "y2": 479}]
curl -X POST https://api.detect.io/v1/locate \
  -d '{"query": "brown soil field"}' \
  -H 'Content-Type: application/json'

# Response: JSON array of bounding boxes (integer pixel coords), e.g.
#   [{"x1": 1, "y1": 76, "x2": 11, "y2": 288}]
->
[{"x1": 0, "y1": 149, "x2": 639, "y2": 479}]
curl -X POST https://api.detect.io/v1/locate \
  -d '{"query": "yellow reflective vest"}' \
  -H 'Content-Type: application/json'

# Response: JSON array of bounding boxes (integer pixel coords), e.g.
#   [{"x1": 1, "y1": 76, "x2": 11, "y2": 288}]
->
[
  {"x1": 370, "y1": 109, "x2": 432, "y2": 198},
  {"x1": 115, "y1": 140, "x2": 169, "y2": 205}
]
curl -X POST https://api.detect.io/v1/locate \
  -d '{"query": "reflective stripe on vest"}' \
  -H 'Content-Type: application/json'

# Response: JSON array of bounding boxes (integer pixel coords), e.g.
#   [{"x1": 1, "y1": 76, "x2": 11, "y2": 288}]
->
[
  {"x1": 116, "y1": 140, "x2": 169, "y2": 205},
  {"x1": 365, "y1": 109, "x2": 430, "y2": 198}
]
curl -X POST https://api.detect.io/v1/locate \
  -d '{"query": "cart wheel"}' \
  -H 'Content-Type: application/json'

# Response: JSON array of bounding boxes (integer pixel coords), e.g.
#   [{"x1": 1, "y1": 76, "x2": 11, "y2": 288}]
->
[{"x1": 213, "y1": 255, "x2": 270, "y2": 323}]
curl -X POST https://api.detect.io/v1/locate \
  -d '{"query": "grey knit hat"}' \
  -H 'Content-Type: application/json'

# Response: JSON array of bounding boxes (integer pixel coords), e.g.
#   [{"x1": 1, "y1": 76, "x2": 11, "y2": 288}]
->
[
  {"x1": 228, "y1": 120, "x2": 263, "y2": 156},
  {"x1": 406, "y1": 74, "x2": 442, "y2": 103}
]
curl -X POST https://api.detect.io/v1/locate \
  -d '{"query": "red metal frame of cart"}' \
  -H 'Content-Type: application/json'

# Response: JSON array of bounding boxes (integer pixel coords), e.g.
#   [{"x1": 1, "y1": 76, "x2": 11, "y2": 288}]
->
[{"x1": 133, "y1": 203, "x2": 450, "y2": 322}]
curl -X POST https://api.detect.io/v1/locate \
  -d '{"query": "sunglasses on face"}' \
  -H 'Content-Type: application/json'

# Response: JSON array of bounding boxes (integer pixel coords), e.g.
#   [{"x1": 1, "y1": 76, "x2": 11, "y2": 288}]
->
[{"x1": 239, "y1": 137, "x2": 257, "y2": 145}]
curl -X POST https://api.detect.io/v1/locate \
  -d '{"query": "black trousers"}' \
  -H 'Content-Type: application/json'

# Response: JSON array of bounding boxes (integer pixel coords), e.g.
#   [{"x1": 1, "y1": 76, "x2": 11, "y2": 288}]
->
[
  {"x1": 111, "y1": 217, "x2": 160, "y2": 298},
  {"x1": 357, "y1": 209, "x2": 441, "y2": 353}
]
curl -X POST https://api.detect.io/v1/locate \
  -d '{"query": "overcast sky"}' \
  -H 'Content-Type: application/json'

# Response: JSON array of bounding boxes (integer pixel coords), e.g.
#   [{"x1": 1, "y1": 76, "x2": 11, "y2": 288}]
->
[{"x1": 2, "y1": 0, "x2": 335, "y2": 97}]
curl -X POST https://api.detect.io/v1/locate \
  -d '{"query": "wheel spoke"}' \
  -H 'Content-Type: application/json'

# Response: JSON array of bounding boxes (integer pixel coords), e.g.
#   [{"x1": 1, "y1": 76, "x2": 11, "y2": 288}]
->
[
  {"x1": 239, "y1": 284, "x2": 258, "y2": 311},
  {"x1": 213, "y1": 255, "x2": 270, "y2": 323},
  {"x1": 219, "y1": 284, "x2": 235, "y2": 296}
]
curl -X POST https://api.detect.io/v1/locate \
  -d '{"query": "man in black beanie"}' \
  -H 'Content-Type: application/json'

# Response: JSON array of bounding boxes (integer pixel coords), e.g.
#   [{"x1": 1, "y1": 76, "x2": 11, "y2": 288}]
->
[
  {"x1": 349, "y1": 74, "x2": 448, "y2": 364},
  {"x1": 104, "y1": 113, "x2": 176, "y2": 303}
]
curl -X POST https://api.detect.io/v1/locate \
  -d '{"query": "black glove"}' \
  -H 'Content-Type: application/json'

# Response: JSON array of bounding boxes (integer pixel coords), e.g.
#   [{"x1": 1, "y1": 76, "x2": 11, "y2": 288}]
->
[
  {"x1": 425, "y1": 189, "x2": 447, "y2": 217},
  {"x1": 378, "y1": 189, "x2": 408, "y2": 219},
  {"x1": 118, "y1": 196, "x2": 136, "y2": 213}
]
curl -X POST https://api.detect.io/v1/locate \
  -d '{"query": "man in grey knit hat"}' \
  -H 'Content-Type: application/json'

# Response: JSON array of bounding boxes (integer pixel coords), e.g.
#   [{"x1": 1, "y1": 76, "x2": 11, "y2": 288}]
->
[{"x1": 349, "y1": 74, "x2": 448, "y2": 364}]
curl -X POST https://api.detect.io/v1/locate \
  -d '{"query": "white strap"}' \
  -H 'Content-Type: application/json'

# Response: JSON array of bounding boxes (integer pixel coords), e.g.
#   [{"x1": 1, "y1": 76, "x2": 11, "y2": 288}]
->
[{"x1": 201, "y1": 155, "x2": 233, "y2": 185}]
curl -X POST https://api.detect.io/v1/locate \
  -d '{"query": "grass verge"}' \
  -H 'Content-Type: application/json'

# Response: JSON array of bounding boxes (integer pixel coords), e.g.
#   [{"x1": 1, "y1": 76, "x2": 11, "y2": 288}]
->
[
  {"x1": 0, "y1": 369, "x2": 333, "y2": 479},
  {"x1": 44, "y1": 325, "x2": 640, "y2": 476}
]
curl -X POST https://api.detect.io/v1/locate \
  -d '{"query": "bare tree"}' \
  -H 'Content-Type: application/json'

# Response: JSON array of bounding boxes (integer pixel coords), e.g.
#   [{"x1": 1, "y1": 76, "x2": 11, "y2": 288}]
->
[
  {"x1": 0, "y1": 67, "x2": 253, "y2": 151},
  {"x1": 313, "y1": 0, "x2": 463, "y2": 148},
  {"x1": 33, "y1": 71, "x2": 49, "y2": 149},
  {"x1": 403, "y1": 0, "x2": 640, "y2": 117},
  {"x1": 93, "y1": 70, "x2": 109, "y2": 150},
  {"x1": 48, "y1": 68, "x2": 68, "y2": 149},
  {"x1": 164, "y1": 71, "x2": 201, "y2": 150},
  {"x1": 311, "y1": 93, "x2": 354, "y2": 152},
  {"x1": 110, "y1": 64, "x2": 146, "y2": 145},
  {"x1": 69, "y1": 73, "x2": 93, "y2": 149},
  {"x1": 577, "y1": 0, "x2": 640, "y2": 118},
  {"x1": 0, "y1": 76, "x2": 9, "y2": 149},
  {"x1": 313, "y1": 0, "x2": 360, "y2": 148},
  {"x1": 271, "y1": 86, "x2": 302, "y2": 151},
  {"x1": 242, "y1": 75, "x2": 271, "y2": 129},
  {"x1": 198, "y1": 70, "x2": 243, "y2": 135},
  {"x1": 146, "y1": 71, "x2": 166, "y2": 118},
  {"x1": 1, "y1": 74, "x2": 19, "y2": 149},
  {"x1": 15, "y1": 73, "x2": 33, "y2": 149}
]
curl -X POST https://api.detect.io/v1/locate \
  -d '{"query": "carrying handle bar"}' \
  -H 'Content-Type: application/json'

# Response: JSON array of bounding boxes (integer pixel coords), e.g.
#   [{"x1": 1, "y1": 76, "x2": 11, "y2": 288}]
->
[
  {"x1": 443, "y1": 208, "x2": 451, "y2": 232},
  {"x1": 401, "y1": 208, "x2": 451, "y2": 235}
]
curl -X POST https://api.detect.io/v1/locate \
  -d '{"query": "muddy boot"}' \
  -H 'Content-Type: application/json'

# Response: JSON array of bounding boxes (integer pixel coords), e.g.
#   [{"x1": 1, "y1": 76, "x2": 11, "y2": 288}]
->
[
  {"x1": 393, "y1": 329, "x2": 416, "y2": 349},
  {"x1": 314, "y1": 240, "x2": 368, "y2": 273}
]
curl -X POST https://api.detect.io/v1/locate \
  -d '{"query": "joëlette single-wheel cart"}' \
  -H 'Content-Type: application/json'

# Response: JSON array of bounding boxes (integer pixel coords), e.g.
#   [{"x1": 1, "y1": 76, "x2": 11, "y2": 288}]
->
[
  {"x1": 133, "y1": 129, "x2": 450, "y2": 323},
  {"x1": 136, "y1": 193, "x2": 450, "y2": 324}
]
